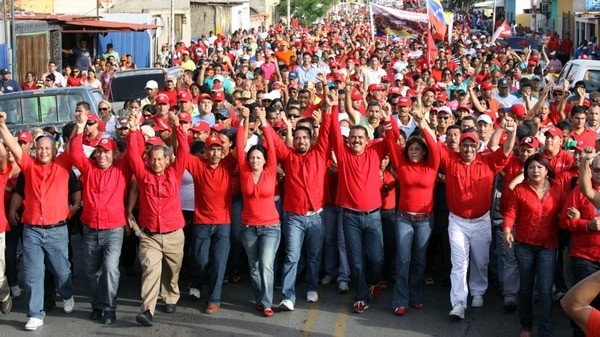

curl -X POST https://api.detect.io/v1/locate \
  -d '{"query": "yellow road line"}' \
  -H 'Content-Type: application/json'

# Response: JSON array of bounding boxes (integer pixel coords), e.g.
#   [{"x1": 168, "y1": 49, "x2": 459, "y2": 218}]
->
[
  {"x1": 301, "y1": 301, "x2": 320, "y2": 337},
  {"x1": 332, "y1": 295, "x2": 351, "y2": 337}
]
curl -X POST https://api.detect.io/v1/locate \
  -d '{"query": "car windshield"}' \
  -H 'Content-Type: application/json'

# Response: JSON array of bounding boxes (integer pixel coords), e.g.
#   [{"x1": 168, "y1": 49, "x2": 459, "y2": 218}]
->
[{"x1": 108, "y1": 71, "x2": 166, "y2": 102}]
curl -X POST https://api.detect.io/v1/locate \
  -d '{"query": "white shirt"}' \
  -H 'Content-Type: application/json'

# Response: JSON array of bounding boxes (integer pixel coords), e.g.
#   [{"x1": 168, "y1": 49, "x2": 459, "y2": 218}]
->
[{"x1": 180, "y1": 169, "x2": 195, "y2": 212}]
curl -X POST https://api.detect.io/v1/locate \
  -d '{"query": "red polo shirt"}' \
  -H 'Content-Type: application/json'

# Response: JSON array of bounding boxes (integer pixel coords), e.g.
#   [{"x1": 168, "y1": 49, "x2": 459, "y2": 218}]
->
[
  {"x1": 264, "y1": 112, "x2": 331, "y2": 215},
  {"x1": 18, "y1": 152, "x2": 71, "y2": 225},
  {"x1": 503, "y1": 181, "x2": 565, "y2": 249},
  {"x1": 500, "y1": 156, "x2": 525, "y2": 214},
  {"x1": 186, "y1": 153, "x2": 236, "y2": 225},
  {"x1": 571, "y1": 126, "x2": 597, "y2": 144},
  {"x1": 386, "y1": 124, "x2": 440, "y2": 213},
  {"x1": 128, "y1": 127, "x2": 188, "y2": 233},
  {"x1": 543, "y1": 149, "x2": 574, "y2": 175},
  {"x1": 440, "y1": 145, "x2": 510, "y2": 219},
  {"x1": 560, "y1": 184, "x2": 600, "y2": 262},
  {"x1": 70, "y1": 133, "x2": 132, "y2": 230},
  {"x1": 331, "y1": 106, "x2": 388, "y2": 211},
  {"x1": 236, "y1": 123, "x2": 279, "y2": 226}
]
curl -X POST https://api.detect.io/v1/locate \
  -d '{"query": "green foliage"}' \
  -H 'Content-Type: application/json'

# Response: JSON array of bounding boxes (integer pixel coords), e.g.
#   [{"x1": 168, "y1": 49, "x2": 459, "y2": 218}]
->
[{"x1": 277, "y1": 0, "x2": 337, "y2": 26}]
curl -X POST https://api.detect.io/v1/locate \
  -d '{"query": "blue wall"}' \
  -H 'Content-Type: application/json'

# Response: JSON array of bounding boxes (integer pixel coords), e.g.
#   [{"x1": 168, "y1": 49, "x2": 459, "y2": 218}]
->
[
  {"x1": 0, "y1": 44, "x2": 10, "y2": 70},
  {"x1": 98, "y1": 31, "x2": 151, "y2": 68}
]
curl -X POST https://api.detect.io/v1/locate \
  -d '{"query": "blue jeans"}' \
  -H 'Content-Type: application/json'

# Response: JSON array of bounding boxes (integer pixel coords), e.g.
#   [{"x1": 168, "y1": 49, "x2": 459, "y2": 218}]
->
[
  {"x1": 570, "y1": 258, "x2": 600, "y2": 337},
  {"x1": 342, "y1": 210, "x2": 383, "y2": 302},
  {"x1": 82, "y1": 226, "x2": 124, "y2": 312},
  {"x1": 281, "y1": 212, "x2": 324, "y2": 303},
  {"x1": 515, "y1": 242, "x2": 556, "y2": 337},
  {"x1": 23, "y1": 224, "x2": 73, "y2": 319},
  {"x1": 392, "y1": 214, "x2": 433, "y2": 308},
  {"x1": 495, "y1": 227, "x2": 519, "y2": 300},
  {"x1": 240, "y1": 224, "x2": 281, "y2": 308},
  {"x1": 192, "y1": 224, "x2": 230, "y2": 304},
  {"x1": 321, "y1": 205, "x2": 339, "y2": 280}
]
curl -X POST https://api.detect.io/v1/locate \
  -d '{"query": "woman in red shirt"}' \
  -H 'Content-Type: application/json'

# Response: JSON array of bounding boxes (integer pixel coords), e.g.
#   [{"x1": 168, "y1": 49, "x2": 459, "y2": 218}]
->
[
  {"x1": 379, "y1": 155, "x2": 397, "y2": 287},
  {"x1": 385, "y1": 111, "x2": 440, "y2": 316},
  {"x1": 236, "y1": 108, "x2": 280, "y2": 317},
  {"x1": 66, "y1": 66, "x2": 83, "y2": 87},
  {"x1": 21, "y1": 72, "x2": 37, "y2": 91},
  {"x1": 503, "y1": 153, "x2": 565, "y2": 337}
]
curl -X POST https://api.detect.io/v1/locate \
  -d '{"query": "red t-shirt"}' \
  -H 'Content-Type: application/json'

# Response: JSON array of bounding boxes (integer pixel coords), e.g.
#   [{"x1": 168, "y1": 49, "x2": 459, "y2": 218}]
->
[
  {"x1": 560, "y1": 185, "x2": 600, "y2": 262},
  {"x1": 543, "y1": 149, "x2": 574, "y2": 175}
]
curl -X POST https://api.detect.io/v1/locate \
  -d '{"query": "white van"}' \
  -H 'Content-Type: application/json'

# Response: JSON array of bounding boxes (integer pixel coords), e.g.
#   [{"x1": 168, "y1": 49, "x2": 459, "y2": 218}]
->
[{"x1": 556, "y1": 59, "x2": 600, "y2": 93}]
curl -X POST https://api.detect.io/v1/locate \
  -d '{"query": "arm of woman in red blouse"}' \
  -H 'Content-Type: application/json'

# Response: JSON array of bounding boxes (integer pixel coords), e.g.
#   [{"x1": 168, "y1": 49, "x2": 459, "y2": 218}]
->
[
  {"x1": 502, "y1": 185, "x2": 520, "y2": 248},
  {"x1": 236, "y1": 107, "x2": 250, "y2": 168},
  {"x1": 415, "y1": 111, "x2": 440, "y2": 170},
  {"x1": 257, "y1": 108, "x2": 276, "y2": 172}
]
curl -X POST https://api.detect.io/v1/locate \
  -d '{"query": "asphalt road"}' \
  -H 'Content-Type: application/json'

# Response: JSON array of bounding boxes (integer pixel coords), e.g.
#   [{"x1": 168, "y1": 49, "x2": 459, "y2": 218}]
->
[{"x1": 1, "y1": 235, "x2": 573, "y2": 337}]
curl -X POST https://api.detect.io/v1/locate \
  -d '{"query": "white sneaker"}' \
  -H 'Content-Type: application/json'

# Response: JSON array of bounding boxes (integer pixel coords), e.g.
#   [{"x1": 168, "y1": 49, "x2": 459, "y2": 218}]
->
[
  {"x1": 449, "y1": 303, "x2": 465, "y2": 320},
  {"x1": 278, "y1": 299, "x2": 294, "y2": 311},
  {"x1": 320, "y1": 275, "x2": 334, "y2": 285},
  {"x1": 10, "y1": 285, "x2": 21, "y2": 298},
  {"x1": 307, "y1": 291, "x2": 319, "y2": 303},
  {"x1": 189, "y1": 287, "x2": 201, "y2": 300},
  {"x1": 24, "y1": 317, "x2": 44, "y2": 331},
  {"x1": 472, "y1": 295, "x2": 484, "y2": 308},
  {"x1": 63, "y1": 297, "x2": 75, "y2": 314}
]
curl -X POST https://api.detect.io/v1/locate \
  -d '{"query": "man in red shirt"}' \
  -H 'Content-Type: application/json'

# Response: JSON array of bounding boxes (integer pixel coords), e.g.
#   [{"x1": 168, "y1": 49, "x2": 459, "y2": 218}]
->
[
  {"x1": 0, "y1": 111, "x2": 75, "y2": 331},
  {"x1": 543, "y1": 126, "x2": 574, "y2": 174},
  {"x1": 263, "y1": 97, "x2": 332, "y2": 311},
  {"x1": 82, "y1": 107, "x2": 106, "y2": 147},
  {"x1": 440, "y1": 120, "x2": 517, "y2": 320},
  {"x1": 127, "y1": 112, "x2": 188, "y2": 326},
  {"x1": 70, "y1": 111, "x2": 132, "y2": 325},
  {"x1": 185, "y1": 135, "x2": 235, "y2": 314},
  {"x1": 331, "y1": 93, "x2": 389, "y2": 314}
]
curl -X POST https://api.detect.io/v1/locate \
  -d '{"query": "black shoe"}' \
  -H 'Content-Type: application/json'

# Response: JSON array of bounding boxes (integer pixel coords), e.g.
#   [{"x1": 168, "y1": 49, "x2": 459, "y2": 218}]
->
[
  {"x1": 0, "y1": 297, "x2": 12, "y2": 314},
  {"x1": 136, "y1": 310, "x2": 153, "y2": 326},
  {"x1": 103, "y1": 311, "x2": 116, "y2": 325},
  {"x1": 89, "y1": 308, "x2": 103, "y2": 320},
  {"x1": 165, "y1": 304, "x2": 176, "y2": 314}
]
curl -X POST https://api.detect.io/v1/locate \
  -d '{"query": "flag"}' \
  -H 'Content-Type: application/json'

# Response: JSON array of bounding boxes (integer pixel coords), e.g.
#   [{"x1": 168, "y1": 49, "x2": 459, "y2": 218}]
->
[
  {"x1": 370, "y1": 3, "x2": 428, "y2": 38},
  {"x1": 427, "y1": 0, "x2": 447, "y2": 39},
  {"x1": 426, "y1": 30, "x2": 437, "y2": 69},
  {"x1": 491, "y1": 20, "x2": 512, "y2": 44}
]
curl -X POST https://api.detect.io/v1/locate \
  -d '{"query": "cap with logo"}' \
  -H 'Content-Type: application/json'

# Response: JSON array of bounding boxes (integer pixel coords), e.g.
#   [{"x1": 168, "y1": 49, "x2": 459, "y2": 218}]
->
[{"x1": 96, "y1": 138, "x2": 117, "y2": 151}]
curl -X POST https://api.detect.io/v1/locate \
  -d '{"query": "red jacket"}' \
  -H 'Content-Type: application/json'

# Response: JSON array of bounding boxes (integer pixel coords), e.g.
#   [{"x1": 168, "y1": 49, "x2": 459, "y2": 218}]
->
[
  {"x1": 70, "y1": 133, "x2": 132, "y2": 230},
  {"x1": 503, "y1": 181, "x2": 565, "y2": 249},
  {"x1": 560, "y1": 184, "x2": 600, "y2": 262},
  {"x1": 128, "y1": 128, "x2": 188, "y2": 233}
]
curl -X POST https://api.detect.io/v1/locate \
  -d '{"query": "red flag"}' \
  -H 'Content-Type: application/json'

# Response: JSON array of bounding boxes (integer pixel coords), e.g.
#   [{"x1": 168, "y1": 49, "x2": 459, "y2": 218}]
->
[
  {"x1": 426, "y1": 30, "x2": 437, "y2": 69},
  {"x1": 491, "y1": 20, "x2": 512, "y2": 43}
]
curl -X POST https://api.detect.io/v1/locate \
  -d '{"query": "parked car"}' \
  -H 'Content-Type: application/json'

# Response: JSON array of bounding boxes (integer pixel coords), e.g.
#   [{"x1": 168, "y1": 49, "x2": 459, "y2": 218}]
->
[
  {"x1": 0, "y1": 87, "x2": 104, "y2": 133},
  {"x1": 556, "y1": 59, "x2": 600, "y2": 93},
  {"x1": 107, "y1": 67, "x2": 183, "y2": 109},
  {"x1": 497, "y1": 37, "x2": 539, "y2": 53}
]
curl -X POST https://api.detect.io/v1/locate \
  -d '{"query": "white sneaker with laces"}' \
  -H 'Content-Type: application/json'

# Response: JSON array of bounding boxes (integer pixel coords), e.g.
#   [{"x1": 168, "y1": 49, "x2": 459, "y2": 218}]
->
[
  {"x1": 279, "y1": 299, "x2": 294, "y2": 311},
  {"x1": 307, "y1": 291, "x2": 319, "y2": 303},
  {"x1": 472, "y1": 295, "x2": 484, "y2": 308},
  {"x1": 63, "y1": 297, "x2": 75, "y2": 314},
  {"x1": 449, "y1": 303, "x2": 465, "y2": 320},
  {"x1": 24, "y1": 317, "x2": 44, "y2": 331},
  {"x1": 10, "y1": 285, "x2": 21, "y2": 298}
]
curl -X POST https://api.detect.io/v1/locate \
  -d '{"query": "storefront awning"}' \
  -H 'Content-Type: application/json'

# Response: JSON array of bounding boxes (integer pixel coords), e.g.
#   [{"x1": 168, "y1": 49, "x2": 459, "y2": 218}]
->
[{"x1": 15, "y1": 14, "x2": 156, "y2": 33}]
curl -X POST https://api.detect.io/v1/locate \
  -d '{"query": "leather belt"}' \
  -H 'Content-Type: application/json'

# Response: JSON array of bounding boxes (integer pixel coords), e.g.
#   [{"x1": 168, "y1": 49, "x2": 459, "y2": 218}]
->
[
  {"x1": 28, "y1": 221, "x2": 67, "y2": 229},
  {"x1": 142, "y1": 228, "x2": 177, "y2": 236},
  {"x1": 301, "y1": 208, "x2": 323, "y2": 216},
  {"x1": 342, "y1": 208, "x2": 379, "y2": 216},
  {"x1": 398, "y1": 212, "x2": 431, "y2": 221}
]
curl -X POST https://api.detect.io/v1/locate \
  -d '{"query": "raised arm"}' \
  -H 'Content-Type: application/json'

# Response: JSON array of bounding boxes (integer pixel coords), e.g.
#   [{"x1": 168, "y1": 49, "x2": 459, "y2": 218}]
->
[
  {"x1": 69, "y1": 109, "x2": 91, "y2": 172},
  {"x1": 236, "y1": 106, "x2": 250, "y2": 167},
  {"x1": 580, "y1": 147, "x2": 600, "y2": 208},
  {"x1": 502, "y1": 119, "x2": 518, "y2": 157},
  {"x1": 0, "y1": 111, "x2": 23, "y2": 164},
  {"x1": 126, "y1": 111, "x2": 146, "y2": 178},
  {"x1": 169, "y1": 114, "x2": 189, "y2": 177},
  {"x1": 561, "y1": 270, "x2": 600, "y2": 334},
  {"x1": 257, "y1": 107, "x2": 276, "y2": 171}
]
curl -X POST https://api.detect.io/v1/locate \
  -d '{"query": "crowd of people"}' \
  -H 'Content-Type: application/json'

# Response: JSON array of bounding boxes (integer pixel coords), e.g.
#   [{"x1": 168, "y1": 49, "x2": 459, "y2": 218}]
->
[{"x1": 0, "y1": 4, "x2": 600, "y2": 336}]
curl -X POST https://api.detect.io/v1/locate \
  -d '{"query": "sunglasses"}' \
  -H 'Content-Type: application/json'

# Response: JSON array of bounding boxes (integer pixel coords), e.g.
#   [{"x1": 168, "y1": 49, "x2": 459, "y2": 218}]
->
[
  {"x1": 86, "y1": 121, "x2": 97, "y2": 126},
  {"x1": 437, "y1": 116, "x2": 450, "y2": 120},
  {"x1": 99, "y1": 107, "x2": 109, "y2": 111},
  {"x1": 287, "y1": 114, "x2": 300, "y2": 119}
]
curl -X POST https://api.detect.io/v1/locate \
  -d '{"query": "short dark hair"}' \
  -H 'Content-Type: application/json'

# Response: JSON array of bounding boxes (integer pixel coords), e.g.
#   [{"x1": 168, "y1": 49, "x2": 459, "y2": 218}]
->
[
  {"x1": 571, "y1": 105, "x2": 588, "y2": 118},
  {"x1": 403, "y1": 135, "x2": 429, "y2": 161},
  {"x1": 246, "y1": 144, "x2": 267, "y2": 164},
  {"x1": 76, "y1": 101, "x2": 90, "y2": 111}
]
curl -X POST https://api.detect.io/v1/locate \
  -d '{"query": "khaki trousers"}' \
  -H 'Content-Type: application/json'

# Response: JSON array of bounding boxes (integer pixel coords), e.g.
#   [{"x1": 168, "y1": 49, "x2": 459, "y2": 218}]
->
[{"x1": 139, "y1": 229, "x2": 184, "y2": 315}]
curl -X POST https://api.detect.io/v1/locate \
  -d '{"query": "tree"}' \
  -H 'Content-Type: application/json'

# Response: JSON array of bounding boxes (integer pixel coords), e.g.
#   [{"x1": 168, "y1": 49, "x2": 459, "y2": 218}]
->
[{"x1": 277, "y1": 0, "x2": 337, "y2": 27}]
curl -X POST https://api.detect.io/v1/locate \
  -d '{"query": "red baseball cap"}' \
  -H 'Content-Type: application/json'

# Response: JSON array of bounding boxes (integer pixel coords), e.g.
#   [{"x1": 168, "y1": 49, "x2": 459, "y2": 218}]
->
[
  {"x1": 350, "y1": 88, "x2": 362, "y2": 100},
  {"x1": 333, "y1": 73, "x2": 345, "y2": 82},
  {"x1": 191, "y1": 122, "x2": 210, "y2": 133},
  {"x1": 211, "y1": 123, "x2": 224, "y2": 132},
  {"x1": 460, "y1": 132, "x2": 480, "y2": 144},
  {"x1": 178, "y1": 112, "x2": 192, "y2": 123},
  {"x1": 397, "y1": 97, "x2": 411, "y2": 107},
  {"x1": 520, "y1": 136, "x2": 540, "y2": 149},
  {"x1": 205, "y1": 135, "x2": 223, "y2": 147},
  {"x1": 212, "y1": 91, "x2": 225, "y2": 102},
  {"x1": 368, "y1": 84, "x2": 384, "y2": 92},
  {"x1": 436, "y1": 91, "x2": 448, "y2": 102},
  {"x1": 199, "y1": 93, "x2": 212, "y2": 101},
  {"x1": 156, "y1": 93, "x2": 170, "y2": 105},
  {"x1": 96, "y1": 137, "x2": 117, "y2": 151},
  {"x1": 17, "y1": 130, "x2": 32, "y2": 143},
  {"x1": 145, "y1": 136, "x2": 164, "y2": 146},
  {"x1": 544, "y1": 126, "x2": 562, "y2": 138},
  {"x1": 510, "y1": 104, "x2": 527, "y2": 119},
  {"x1": 178, "y1": 90, "x2": 192, "y2": 102},
  {"x1": 481, "y1": 81, "x2": 494, "y2": 91}
]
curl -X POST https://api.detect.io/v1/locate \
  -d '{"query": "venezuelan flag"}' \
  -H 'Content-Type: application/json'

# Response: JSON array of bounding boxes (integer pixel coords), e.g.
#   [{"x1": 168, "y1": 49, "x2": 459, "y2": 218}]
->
[{"x1": 427, "y1": 0, "x2": 447, "y2": 39}]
